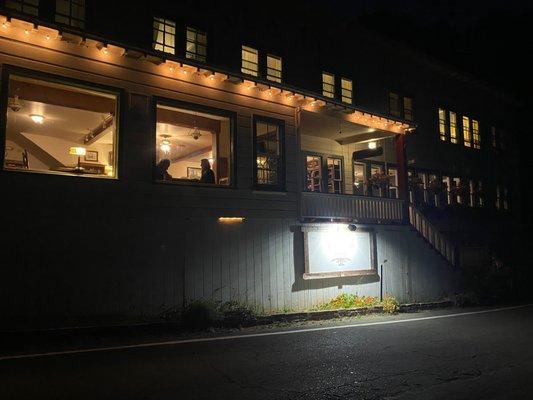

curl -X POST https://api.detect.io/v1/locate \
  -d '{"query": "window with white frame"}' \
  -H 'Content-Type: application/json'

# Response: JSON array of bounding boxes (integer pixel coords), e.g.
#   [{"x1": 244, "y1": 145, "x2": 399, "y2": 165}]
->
[
  {"x1": 242, "y1": 46, "x2": 259, "y2": 76},
  {"x1": 6, "y1": 0, "x2": 39, "y2": 16},
  {"x1": 267, "y1": 54, "x2": 282, "y2": 83},
  {"x1": 254, "y1": 116, "x2": 284, "y2": 189},
  {"x1": 322, "y1": 72, "x2": 335, "y2": 98},
  {"x1": 327, "y1": 157, "x2": 343, "y2": 194},
  {"x1": 472, "y1": 119, "x2": 480, "y2": 149},
  {"x1": 438, "y1": 108, "x2": 447, "y2": 141},
  {"x1": 153, "y1": 17, "x2": 176, "y2": 55},
  {"x1": 186, "y1": 27, "x2": 207, "y2": 62},
  {"x1": 55, "y1": 0, "x2": 85, "y2": 29},
  {"x1": 462, "y1": 116, "x2": 471, "y2": 147},
  {"x1": 341, "y1": 78, "x2": 353, "y2": 104},
  {"x1": 450, "y1": 111, "x2": 458, "y2": 144},
  {"x1": 306, "y1": 155, "x2": 322, "y2": 192}
]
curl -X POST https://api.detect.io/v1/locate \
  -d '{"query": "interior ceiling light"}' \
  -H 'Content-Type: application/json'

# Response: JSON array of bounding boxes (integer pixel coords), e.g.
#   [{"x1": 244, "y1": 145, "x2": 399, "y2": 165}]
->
[
  {"x1": 8, "y1": 95, "x2": 22, "y2": 112},
  {"x1": 30, "y1": 114, "x2": 45, "y2": 124},
  {"x1": 189, "y1": 126, "x2": 202, "y2": 140},
  {"x1": 159, "y1": 134, "x2": 171, "y2": 154}
]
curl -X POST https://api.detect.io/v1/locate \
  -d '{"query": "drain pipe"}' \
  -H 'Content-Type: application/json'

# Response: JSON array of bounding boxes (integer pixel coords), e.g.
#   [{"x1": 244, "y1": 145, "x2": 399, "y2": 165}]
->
[{"x1": 380, "y1": 259, "x2": 388, "y2": 302}]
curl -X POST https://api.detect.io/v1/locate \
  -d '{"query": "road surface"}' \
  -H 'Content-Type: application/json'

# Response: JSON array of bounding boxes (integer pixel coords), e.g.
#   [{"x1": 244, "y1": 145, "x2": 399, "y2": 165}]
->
[{"x1": 1, "y1": 305, "x2": 532, "y2": 399}]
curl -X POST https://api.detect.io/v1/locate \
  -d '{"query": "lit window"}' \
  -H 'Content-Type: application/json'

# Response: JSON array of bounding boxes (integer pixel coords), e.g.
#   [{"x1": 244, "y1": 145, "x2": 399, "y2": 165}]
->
[
  {"x1": 267, "y1": 54, "x2": 282, "y2": 83},
  {"x1": 353, "y1": 162, "x2": 366, "y2": 196},
  {"x1": 186, "y1": 27, "x2": 207, "y2": 62},
  {"x1": 4, "y1": 73, "x2": 118, "y2": 178},
  {"x1": 442, "y1": 176, "x2": 451, "y2": 204},
  {"x1": 155, "y1": 103, "x2": 232, "y2": 185},
  {"x1": 472, "y1": 119, "x2": 480, "y2": 149},
  {"x1": 453, "y1": 177, "x2": 462, "y2": 204},
  {"x1": 450, "y1": 112, "x2": 458, "y2": 144},
  {"x1": 242, "y1": 46, "x2": 259, "y2": 76},
  {"x1": 306, "y1": 155, "x2": 322, "y2": 192},
  {"x1": 388, "y1": 167, "x2": 399, "y2": 198},
  {"x1": 462, "y1": 116, "x2": 471, "y2": 147},
  {"x1": 327, "y1": 157, "x2": 343, "y2": 194},
  {"x1": 403, "y1": 97, "x2": 413, "y2": 121},
  {"x1": 322, "y1": 72, "x2": 335, "y2": 98},
  {"x1": 341, "y1": 78, "x2": 353, "y2": 104},
  {"x1": 371, "y1": 164, "x2": 385, "y2": 197},
  {"x1": 438, "y1": 108, "x2": 447, "y2": 141},
  {"x1": 389, "y1": 93, "x2": 401, "y2": 117},
  {"x1": 153, "y1": 17, "x2": 176, "y2": 54},
  {"x1": 55, "y1": 0, "x2": 84, "y2": 28},
  {"x1": 6, "y1": 0, "x2": 39, "y2": 16},
  {"x1": 254, "y1": 117, "x2": 284, "y2": 189}
]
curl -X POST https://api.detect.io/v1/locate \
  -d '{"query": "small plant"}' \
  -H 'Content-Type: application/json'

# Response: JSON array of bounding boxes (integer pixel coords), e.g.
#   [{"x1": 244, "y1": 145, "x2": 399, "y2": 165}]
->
[{"x1": 382, "y1": 295, "x2": 399, "y2": 314}]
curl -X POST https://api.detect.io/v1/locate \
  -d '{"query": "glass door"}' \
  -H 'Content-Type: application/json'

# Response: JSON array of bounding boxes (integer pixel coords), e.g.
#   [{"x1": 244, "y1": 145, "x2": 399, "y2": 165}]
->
[
  {"x1": 327, "y1": 157, "x2": 343, "y2": 194},
  {"x1": 306, "y1": 155, "x2": 322, "y2": 192}
]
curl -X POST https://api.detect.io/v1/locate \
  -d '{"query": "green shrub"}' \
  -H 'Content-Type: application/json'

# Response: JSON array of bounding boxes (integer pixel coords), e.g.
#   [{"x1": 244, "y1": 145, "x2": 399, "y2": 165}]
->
[
  {"x1": 382, "y1": 295, "x2": 399, "y2": 314},
  {"x1": 314, "y1": 293, "x2": 379, "y2": 310}
]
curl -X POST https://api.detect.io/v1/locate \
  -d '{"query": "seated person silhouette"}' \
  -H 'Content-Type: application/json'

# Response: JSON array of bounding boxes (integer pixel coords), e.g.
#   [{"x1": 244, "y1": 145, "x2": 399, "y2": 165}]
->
[
  {"x1": 199, "y1": 158, "x2": 215, "y2": 184},
  {"x1": 155, "y1": 159, "x2": 172, "y2": 181}
]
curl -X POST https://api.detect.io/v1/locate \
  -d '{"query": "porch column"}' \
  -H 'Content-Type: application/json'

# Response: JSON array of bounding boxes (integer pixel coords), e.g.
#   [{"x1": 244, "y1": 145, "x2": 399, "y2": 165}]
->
[{"x1": 395, "y1": 133, "x2": 408, "y2": 201}]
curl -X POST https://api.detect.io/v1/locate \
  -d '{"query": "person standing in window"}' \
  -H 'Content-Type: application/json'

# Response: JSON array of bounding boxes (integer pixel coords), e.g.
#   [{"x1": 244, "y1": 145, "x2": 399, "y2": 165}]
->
[
  {"x1": 156, "y1": 159, "x2": 172, "y2": 181},
  {"x1": 200, "y1": 159, "x2": 215, "y2": 184}
]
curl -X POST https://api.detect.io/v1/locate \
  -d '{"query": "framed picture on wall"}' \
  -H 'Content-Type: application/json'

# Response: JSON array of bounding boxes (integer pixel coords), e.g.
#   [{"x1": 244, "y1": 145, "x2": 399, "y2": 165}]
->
[
  {"x1": 85, "y1": 150, "x2": 98, "y2": 162},
  {"x1": 187, "y1": 167, "x2": 202, "y2": 180}
]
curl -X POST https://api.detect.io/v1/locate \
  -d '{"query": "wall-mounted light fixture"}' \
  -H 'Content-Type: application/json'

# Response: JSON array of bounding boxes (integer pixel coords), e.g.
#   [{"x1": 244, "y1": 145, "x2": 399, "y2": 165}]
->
[
  {"x1": 218, "y1": 217, "x2": 245, "y2": 223},
  {"x1": 368, "y1": 141, "x2": 377, "y2": 149}
]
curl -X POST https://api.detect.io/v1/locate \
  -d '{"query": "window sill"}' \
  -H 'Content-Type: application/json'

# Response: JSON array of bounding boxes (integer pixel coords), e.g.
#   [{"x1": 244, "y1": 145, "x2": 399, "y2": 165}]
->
[{"x1": 155, "y1": 179, "x2": 233, "y2": 189}]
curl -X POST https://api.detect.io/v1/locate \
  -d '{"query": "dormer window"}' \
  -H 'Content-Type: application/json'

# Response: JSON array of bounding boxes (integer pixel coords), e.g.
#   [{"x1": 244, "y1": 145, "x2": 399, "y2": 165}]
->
[
  {"x1": 186, "y1": 27, "x2": 207, "y2": 62},
  {"x1": 55, "y1": 0, "x2": 85, "y2": 29},
  {"x1": 5, "y1": 0, "x2": 39, "y2": 16},
  {"x1": 267, "y1": 54, "x2": 282, "y2": 83},
  {"x1": 241, "y1": 46, "x2": 259, "y2": 76},
  {"x1": 153, "y1": 17, "x2": 176, "y2": 55},
  {"x1": 322, "y1": 72, "x2": 335, "y2": 98}
]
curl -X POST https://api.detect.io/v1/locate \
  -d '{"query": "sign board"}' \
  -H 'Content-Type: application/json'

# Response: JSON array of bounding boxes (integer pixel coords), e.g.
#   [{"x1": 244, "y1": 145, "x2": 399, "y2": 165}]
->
[{"x1": 302, "y1": 224, "x2": 377, "y2": 279}]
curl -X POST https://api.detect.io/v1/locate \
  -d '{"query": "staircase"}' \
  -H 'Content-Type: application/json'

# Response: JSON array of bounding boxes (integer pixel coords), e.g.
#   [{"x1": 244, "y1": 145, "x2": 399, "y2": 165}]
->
[{"x1": 408, "y1": 204, "x2": 458, "y2": 267}]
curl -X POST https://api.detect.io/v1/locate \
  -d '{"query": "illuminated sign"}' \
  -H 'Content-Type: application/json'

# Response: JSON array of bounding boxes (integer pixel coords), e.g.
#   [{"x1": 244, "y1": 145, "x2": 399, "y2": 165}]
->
[{"x1": 302, "y1": 224, "x2": 377, "y2": 279}]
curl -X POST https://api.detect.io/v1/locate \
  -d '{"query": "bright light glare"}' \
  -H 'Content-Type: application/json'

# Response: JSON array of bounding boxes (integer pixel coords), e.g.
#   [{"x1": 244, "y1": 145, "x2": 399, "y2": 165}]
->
[{"x1": 30, "y1": 114, "x2": 44, "y2": 124}]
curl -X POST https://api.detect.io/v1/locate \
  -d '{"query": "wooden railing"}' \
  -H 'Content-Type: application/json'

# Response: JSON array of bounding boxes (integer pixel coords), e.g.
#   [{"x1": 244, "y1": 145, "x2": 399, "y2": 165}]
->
[
  {"x1": 300, "y1": 191, "x2": 405, "y2": 224},
  {"x1": 408, "y1": 204, "x2": 457, "y2": 266}
]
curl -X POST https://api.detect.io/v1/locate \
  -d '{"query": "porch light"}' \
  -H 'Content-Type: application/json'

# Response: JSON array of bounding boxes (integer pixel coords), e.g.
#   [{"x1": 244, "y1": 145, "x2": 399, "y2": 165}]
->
[
  {"x1": 29, "y1": 114, "x2": 44, "y2": 124},
  {"x1": 368, "y1": 141, "x2": 377, "y2": 149}
]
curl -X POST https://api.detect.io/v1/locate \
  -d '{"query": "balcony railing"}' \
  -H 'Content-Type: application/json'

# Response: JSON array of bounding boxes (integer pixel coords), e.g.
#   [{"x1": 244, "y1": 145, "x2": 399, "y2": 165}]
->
[{"x1": 300, "y1": 191, "x2": 405, "y2": 224}]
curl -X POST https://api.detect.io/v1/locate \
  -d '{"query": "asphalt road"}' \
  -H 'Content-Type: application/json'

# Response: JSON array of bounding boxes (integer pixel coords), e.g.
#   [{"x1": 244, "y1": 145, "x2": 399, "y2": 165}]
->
[{"x1": 1, "y1": 305, "x2": 533, "y2": 400}]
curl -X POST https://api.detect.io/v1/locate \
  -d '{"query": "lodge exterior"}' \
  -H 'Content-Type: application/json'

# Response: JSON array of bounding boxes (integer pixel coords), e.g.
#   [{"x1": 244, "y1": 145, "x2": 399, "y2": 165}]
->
[{"x1": 0, "y1": 2, "x2": 518, "y2": 328}]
